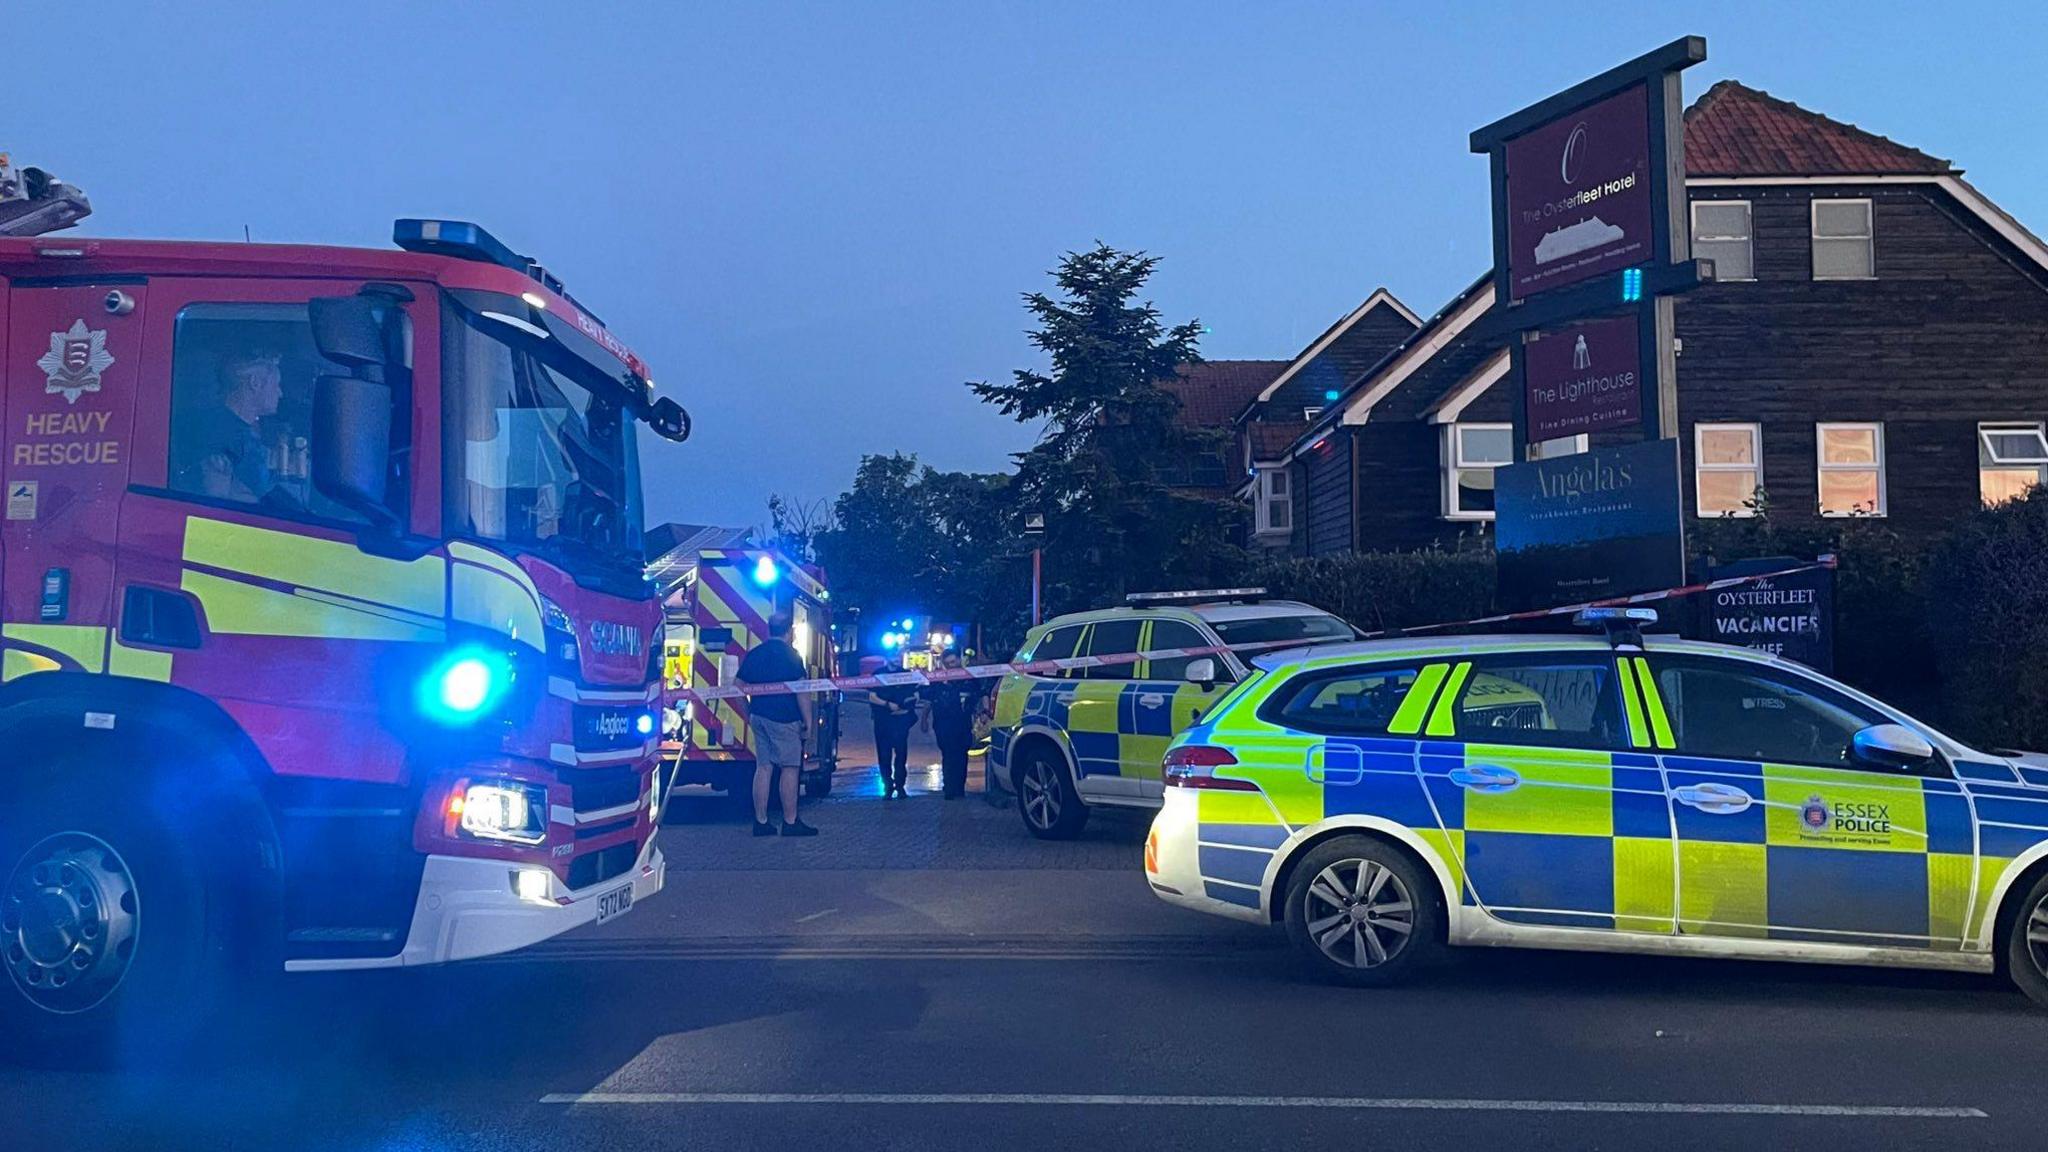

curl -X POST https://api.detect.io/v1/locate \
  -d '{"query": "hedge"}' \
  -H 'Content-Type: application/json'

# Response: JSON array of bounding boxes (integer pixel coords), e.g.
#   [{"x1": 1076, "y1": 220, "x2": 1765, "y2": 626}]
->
[
  {"x1": 1250, "y1": 490, "x2": 2048, "y2": 751},
  {"x1": 1248, "y1": 549, "x2": 1495, "y2": 635}
]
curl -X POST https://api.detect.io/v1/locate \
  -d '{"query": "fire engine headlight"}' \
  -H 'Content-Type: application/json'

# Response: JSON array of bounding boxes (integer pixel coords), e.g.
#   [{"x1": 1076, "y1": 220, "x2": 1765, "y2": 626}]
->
[{"x1": 455, "y1": 780, "x2": 548, "y2": 845}]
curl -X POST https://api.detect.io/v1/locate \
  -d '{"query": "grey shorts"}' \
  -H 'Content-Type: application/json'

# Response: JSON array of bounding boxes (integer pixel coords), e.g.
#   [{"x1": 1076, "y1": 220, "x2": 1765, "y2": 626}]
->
[{"x1": 753, "y1": 718, "x2": 803, "y2": 771}]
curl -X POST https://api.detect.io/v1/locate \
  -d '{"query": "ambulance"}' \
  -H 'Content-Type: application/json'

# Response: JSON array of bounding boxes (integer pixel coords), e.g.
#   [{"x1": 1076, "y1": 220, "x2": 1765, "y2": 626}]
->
[{"x1": 1147, "y1": 608, "x2": 2048, "y2": 1008}]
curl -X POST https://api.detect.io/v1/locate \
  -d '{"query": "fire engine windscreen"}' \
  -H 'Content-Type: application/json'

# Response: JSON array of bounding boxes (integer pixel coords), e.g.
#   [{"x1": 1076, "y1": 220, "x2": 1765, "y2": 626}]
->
[{"x1": 442, "y1": 292, "x2": 645, "y2": 586}]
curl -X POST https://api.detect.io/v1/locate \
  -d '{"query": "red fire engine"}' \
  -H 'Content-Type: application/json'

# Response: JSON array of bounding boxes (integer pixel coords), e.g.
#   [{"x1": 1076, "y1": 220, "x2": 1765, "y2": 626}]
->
[{"x1": 0, "y1": 199, "x2": 688, "y2": 1056}]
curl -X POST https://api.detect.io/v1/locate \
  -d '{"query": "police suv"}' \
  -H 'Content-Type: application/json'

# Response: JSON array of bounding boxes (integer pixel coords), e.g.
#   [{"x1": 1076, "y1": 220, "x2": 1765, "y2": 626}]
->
[
  {"x1": 1144, "y1": 609, "x2": 2048, "y2": 1007},
  {"x1": 989, "y1": 590, "x2": 1354, "y2": 839}
]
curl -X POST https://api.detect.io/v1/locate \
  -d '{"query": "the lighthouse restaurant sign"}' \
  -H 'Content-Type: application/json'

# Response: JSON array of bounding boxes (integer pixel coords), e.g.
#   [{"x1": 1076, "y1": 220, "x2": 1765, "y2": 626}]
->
[
  {"x1": 1525, "y1": 312, "x2": 1642, "y2": 440},
  {"x1": 1504, "y1": 83, "x2": 1654, "y2": 301}
]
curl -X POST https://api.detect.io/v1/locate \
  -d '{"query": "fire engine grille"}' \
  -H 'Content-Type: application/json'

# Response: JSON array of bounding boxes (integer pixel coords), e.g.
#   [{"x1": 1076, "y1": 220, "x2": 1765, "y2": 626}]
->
[
  {"x1": 568, "y1": 840, "x2": 639, "y2": 891},
  {"x1": 564, "y1": 765, "x2": 642, "y2": 814}
]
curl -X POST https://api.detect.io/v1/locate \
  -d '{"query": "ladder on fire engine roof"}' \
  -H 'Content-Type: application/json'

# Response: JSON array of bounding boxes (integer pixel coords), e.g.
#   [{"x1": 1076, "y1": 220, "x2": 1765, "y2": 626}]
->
[{"x1": 0, "y1": 155, "x2": 92, "y2": 238}]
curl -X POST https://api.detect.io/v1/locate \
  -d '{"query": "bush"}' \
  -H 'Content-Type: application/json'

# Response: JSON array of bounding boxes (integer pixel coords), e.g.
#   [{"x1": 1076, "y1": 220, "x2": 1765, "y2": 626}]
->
[
  {"x1": 1923, "y1": 487, "x2": 2048, "y2": 750},
  {"x1": 1250, "y1": 550, "x2": 1496, "y2": 635}
]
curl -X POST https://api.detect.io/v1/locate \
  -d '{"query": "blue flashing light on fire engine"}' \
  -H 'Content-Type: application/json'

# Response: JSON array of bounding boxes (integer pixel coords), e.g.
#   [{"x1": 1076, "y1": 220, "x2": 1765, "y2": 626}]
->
[
  {"x1": 417, "y1": 645, "x2": 515, "y2": 726},
  {"x1": 393, "y1": 219, "x2": 529, "y2": 273},
  {"x1": 881, "y1": 631, "x2": 902, "y2": 650},
  {"x1": 751, "y1": 555, "x2": 779, "y2": 587}
]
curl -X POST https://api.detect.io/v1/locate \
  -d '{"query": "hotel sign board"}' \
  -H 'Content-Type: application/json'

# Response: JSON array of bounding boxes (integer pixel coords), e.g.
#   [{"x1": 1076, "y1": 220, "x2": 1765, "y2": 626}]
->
[{"x1": 1503, "y1": 84, "x2": 1655, "y2": 302}]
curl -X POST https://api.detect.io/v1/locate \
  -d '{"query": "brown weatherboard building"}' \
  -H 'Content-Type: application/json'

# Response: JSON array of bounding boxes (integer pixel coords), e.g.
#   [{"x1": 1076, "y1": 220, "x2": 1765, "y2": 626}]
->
[{"x1": 1235, "y1": 81, "x2": 2048, "y2": 556}]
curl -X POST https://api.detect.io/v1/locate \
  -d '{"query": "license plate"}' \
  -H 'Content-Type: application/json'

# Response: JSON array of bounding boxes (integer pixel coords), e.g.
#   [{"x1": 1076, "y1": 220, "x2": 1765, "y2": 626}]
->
[{"x1": 594, "y1": 882, "x2": 634, "y2": 924}]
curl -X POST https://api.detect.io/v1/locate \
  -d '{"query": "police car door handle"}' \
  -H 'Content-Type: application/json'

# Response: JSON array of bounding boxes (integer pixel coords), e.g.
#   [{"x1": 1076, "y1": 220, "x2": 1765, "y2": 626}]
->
[
  {"x1": 1448, "y1": 765, "x2": 1519, "y2": 793},
  {"x1": 1138, "y1": 693, "x2": 1167, "y2": 708},
  {"x1": 1673, "y1": 782, "x2": 1753, "y2": 814}
]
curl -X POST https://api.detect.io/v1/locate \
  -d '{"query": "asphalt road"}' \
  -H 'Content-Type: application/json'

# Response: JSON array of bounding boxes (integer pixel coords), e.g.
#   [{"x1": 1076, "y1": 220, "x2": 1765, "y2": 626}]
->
[{"x1": 6, "y1": 767, "x2": 2048, "y2": 1150}]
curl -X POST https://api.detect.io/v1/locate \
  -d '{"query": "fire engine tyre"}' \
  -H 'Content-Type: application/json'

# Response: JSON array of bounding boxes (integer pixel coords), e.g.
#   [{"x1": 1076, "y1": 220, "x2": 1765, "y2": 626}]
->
[
  {"x1": 0, "y1": 770, "x2": 231, "y2": 1066},
  {"x1": 1015, "y1": 748, "x2": 1087, "y2": 840},
  {"x1": 1282, "y1": 836, "x2": 1441, "y2": 988},
  {"x1": 2003, "y1": 871, "x2": 2048, "y2": 1009}
]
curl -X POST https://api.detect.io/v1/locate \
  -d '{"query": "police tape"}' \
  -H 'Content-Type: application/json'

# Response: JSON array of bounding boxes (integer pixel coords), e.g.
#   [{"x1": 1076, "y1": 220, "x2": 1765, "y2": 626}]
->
[{"x1": 667, "y1": 557, "x2": 1835, "y2": 704}]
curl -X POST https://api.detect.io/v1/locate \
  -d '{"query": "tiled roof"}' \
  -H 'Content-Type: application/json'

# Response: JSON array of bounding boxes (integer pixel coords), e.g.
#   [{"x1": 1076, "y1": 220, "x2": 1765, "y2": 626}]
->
[
  {"x1": 1249, "y1": 419, "x2": 1309, "y2": 460},
  {"x1": 1684, "y1": 80, "x2": 1954, "y2": 177},
  {"x1": 1162, "y1": 360, "x2": 1290, "y2": 428}
]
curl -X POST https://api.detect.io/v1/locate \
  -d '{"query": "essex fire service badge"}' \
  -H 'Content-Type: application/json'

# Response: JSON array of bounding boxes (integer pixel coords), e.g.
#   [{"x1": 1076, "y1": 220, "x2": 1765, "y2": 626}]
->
[{"x1": 37, "y1": 319, "x2": 114, "y2": 405}]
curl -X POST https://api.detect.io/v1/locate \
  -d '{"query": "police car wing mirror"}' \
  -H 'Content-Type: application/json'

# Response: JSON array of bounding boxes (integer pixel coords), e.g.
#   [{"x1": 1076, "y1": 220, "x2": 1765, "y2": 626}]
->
[
  {"x1": 1851, "y1": 723, "x2": 1934, "y2": 769},
  {"x1": 1184, "y1": 657, "x2": 1218, "y2": 688}
]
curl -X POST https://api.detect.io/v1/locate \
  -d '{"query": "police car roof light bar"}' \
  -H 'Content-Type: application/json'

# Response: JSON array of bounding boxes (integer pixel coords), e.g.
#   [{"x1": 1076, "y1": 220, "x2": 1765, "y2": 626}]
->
[
  {"x1": 1124, "y1": 587, "x2": 1268, "y2": 606},
  {"x1": 1573, "y1": 606, "x2": 1658, "y2": 650}
]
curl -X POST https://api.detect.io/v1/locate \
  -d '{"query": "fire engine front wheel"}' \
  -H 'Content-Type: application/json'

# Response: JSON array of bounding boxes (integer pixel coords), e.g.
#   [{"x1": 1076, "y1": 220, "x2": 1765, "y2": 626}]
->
[{"x1": 0, "y1": 769, "x2": 232, "y2": 1065}]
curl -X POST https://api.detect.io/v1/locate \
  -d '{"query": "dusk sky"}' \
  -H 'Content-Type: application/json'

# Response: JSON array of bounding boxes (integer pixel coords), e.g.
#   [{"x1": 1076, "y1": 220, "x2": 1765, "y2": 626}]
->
[{"x1": 14, "y1": 2, "x2": 2045, "y2": 531}]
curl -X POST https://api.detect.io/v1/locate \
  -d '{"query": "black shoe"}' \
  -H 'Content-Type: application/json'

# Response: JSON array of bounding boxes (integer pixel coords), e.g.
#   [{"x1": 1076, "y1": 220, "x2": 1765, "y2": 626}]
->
[
  {"x1": 781, "y1": 821, "x2": 819, "y2": 837},
  {"x1": 752, "y1": 821, "x2": 777, "y2": 837}
]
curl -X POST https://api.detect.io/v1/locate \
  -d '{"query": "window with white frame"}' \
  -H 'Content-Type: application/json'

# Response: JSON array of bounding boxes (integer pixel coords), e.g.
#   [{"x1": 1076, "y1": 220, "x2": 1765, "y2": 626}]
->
[
  {"x1": 1816, "y1": 423, "x2": 1886, "y2": 516},
  {"x1": 1442, "y1": 423, "x2": 1512, "y2": 519},
  {"x1": 1302, "y1": 406, "x2": 1324, "y2": 421},
  {"x1": 1979, "y1": 421, "x2": 2048, "y2": 506},
  {"x1": 1812, "y1": 198, "x2": 1874, "y2": 280},
  {"x1": 1255, "y1": 466, "x2": 1292, "y2": 536},
  {"x1": 1691, "y1": 200, "x2": 1754, "y2": 281},
  {"x1": 1695, "y1": 423, "x2": 1762, "y2": 517}
]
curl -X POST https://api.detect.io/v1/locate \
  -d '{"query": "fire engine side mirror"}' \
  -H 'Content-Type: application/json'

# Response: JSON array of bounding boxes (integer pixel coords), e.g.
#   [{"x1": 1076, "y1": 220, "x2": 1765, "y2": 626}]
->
[
  {"x1": 309, "y1": 296, "x2": 390, "y2": 381},
  {"x1": 312, "y1": 374, "x2": 395, "y2": 527},
  {"x1": 648, "y1": 396, "x2": 691, "y2": 443}
]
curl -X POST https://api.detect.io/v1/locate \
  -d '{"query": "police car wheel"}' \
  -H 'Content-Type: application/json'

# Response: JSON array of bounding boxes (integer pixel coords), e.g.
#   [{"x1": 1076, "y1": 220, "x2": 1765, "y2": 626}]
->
[
  {"x1": 0, "y1": 768, "x2": 226, "y2": 1065},
  {"x1": 1283, "y1": 837, "x2": 1438, "y2": 987},
  {"x1": 2005, "y1": 873, "x2": 2048, "y2": 1009},
  {"x1": 1015, "y1": 750, "x2": 1086, "y2": 840}
]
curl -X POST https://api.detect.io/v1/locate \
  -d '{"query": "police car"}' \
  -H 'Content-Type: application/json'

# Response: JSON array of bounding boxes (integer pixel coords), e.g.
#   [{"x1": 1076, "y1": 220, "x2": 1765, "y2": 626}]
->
[
  {"x1": 989, "y1": 590, "x2": 1355, "y2": 839},
  {"x1": 1145, "y1": 609, "x2": 2048, "y2": 1007}
]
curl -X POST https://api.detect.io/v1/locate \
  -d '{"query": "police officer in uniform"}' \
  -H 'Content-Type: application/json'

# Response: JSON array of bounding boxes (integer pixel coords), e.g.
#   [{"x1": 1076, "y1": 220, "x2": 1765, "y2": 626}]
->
[{"x1": 921, "y1": 650, "x2": 986, "y2": 800}]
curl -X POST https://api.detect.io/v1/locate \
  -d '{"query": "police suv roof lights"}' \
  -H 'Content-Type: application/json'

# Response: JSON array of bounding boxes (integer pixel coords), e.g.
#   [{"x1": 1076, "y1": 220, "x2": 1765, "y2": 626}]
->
[
  {"x1": 1125, "y1": 588, "x2": 1269, "y2": 607},
  {"x1": 1573, "y1": 606, "x2": 1659, "y2": 649}
]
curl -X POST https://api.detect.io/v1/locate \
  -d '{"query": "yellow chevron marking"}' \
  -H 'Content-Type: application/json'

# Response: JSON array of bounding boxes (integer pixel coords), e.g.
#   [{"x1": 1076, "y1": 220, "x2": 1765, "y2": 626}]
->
[{"x1": 184, "y1": 518, "x2": 445, "y2": 619}]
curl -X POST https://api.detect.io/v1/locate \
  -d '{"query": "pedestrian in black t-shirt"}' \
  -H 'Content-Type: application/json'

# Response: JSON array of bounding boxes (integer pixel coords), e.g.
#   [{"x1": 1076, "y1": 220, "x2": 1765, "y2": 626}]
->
[{"x1": 737, "y1": 613, "x2": 817, "y2": 837}]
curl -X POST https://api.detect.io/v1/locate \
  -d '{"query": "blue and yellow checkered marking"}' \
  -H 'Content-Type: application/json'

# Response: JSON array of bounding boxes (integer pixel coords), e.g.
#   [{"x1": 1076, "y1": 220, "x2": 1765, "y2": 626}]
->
[{"x1": 994, "y1": 670, "x2": 1222, "y2": 783}]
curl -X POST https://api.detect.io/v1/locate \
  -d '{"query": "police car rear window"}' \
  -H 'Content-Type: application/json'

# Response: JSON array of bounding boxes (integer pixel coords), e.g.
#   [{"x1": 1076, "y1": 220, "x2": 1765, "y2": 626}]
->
[
  {"x1": 1261, "y1": 666, "x2": 1422, "y2": 735},
  {"x1": 1210, "y1": 613, "x2": 1353, "y2": 653}
]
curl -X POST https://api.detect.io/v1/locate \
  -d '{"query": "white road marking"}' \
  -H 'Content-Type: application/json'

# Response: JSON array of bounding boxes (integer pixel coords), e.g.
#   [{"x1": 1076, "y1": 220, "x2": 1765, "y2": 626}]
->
[
  {"x1": 539, "y1": 1092, "x2": 1985, "y2": 1117},
  {"x1": 794, "y1": 908, "x2": 839, "y2": 924}
]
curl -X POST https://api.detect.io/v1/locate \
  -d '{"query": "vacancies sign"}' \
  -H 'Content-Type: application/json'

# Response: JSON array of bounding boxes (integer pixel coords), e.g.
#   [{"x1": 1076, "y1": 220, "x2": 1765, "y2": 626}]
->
[
  {"x1": 1504, "y1": 84, "x2": 1655, "y2": 301},
  {"x1": 1706, "y1": 559, "x2": 1835, "y2": 673}
]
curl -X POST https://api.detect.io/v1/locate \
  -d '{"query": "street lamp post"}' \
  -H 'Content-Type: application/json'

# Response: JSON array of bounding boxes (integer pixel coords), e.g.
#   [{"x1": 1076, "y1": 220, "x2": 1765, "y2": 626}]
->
[{"x1": 1023, "y1": 512, "x2": 1045, "y2": 626}]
